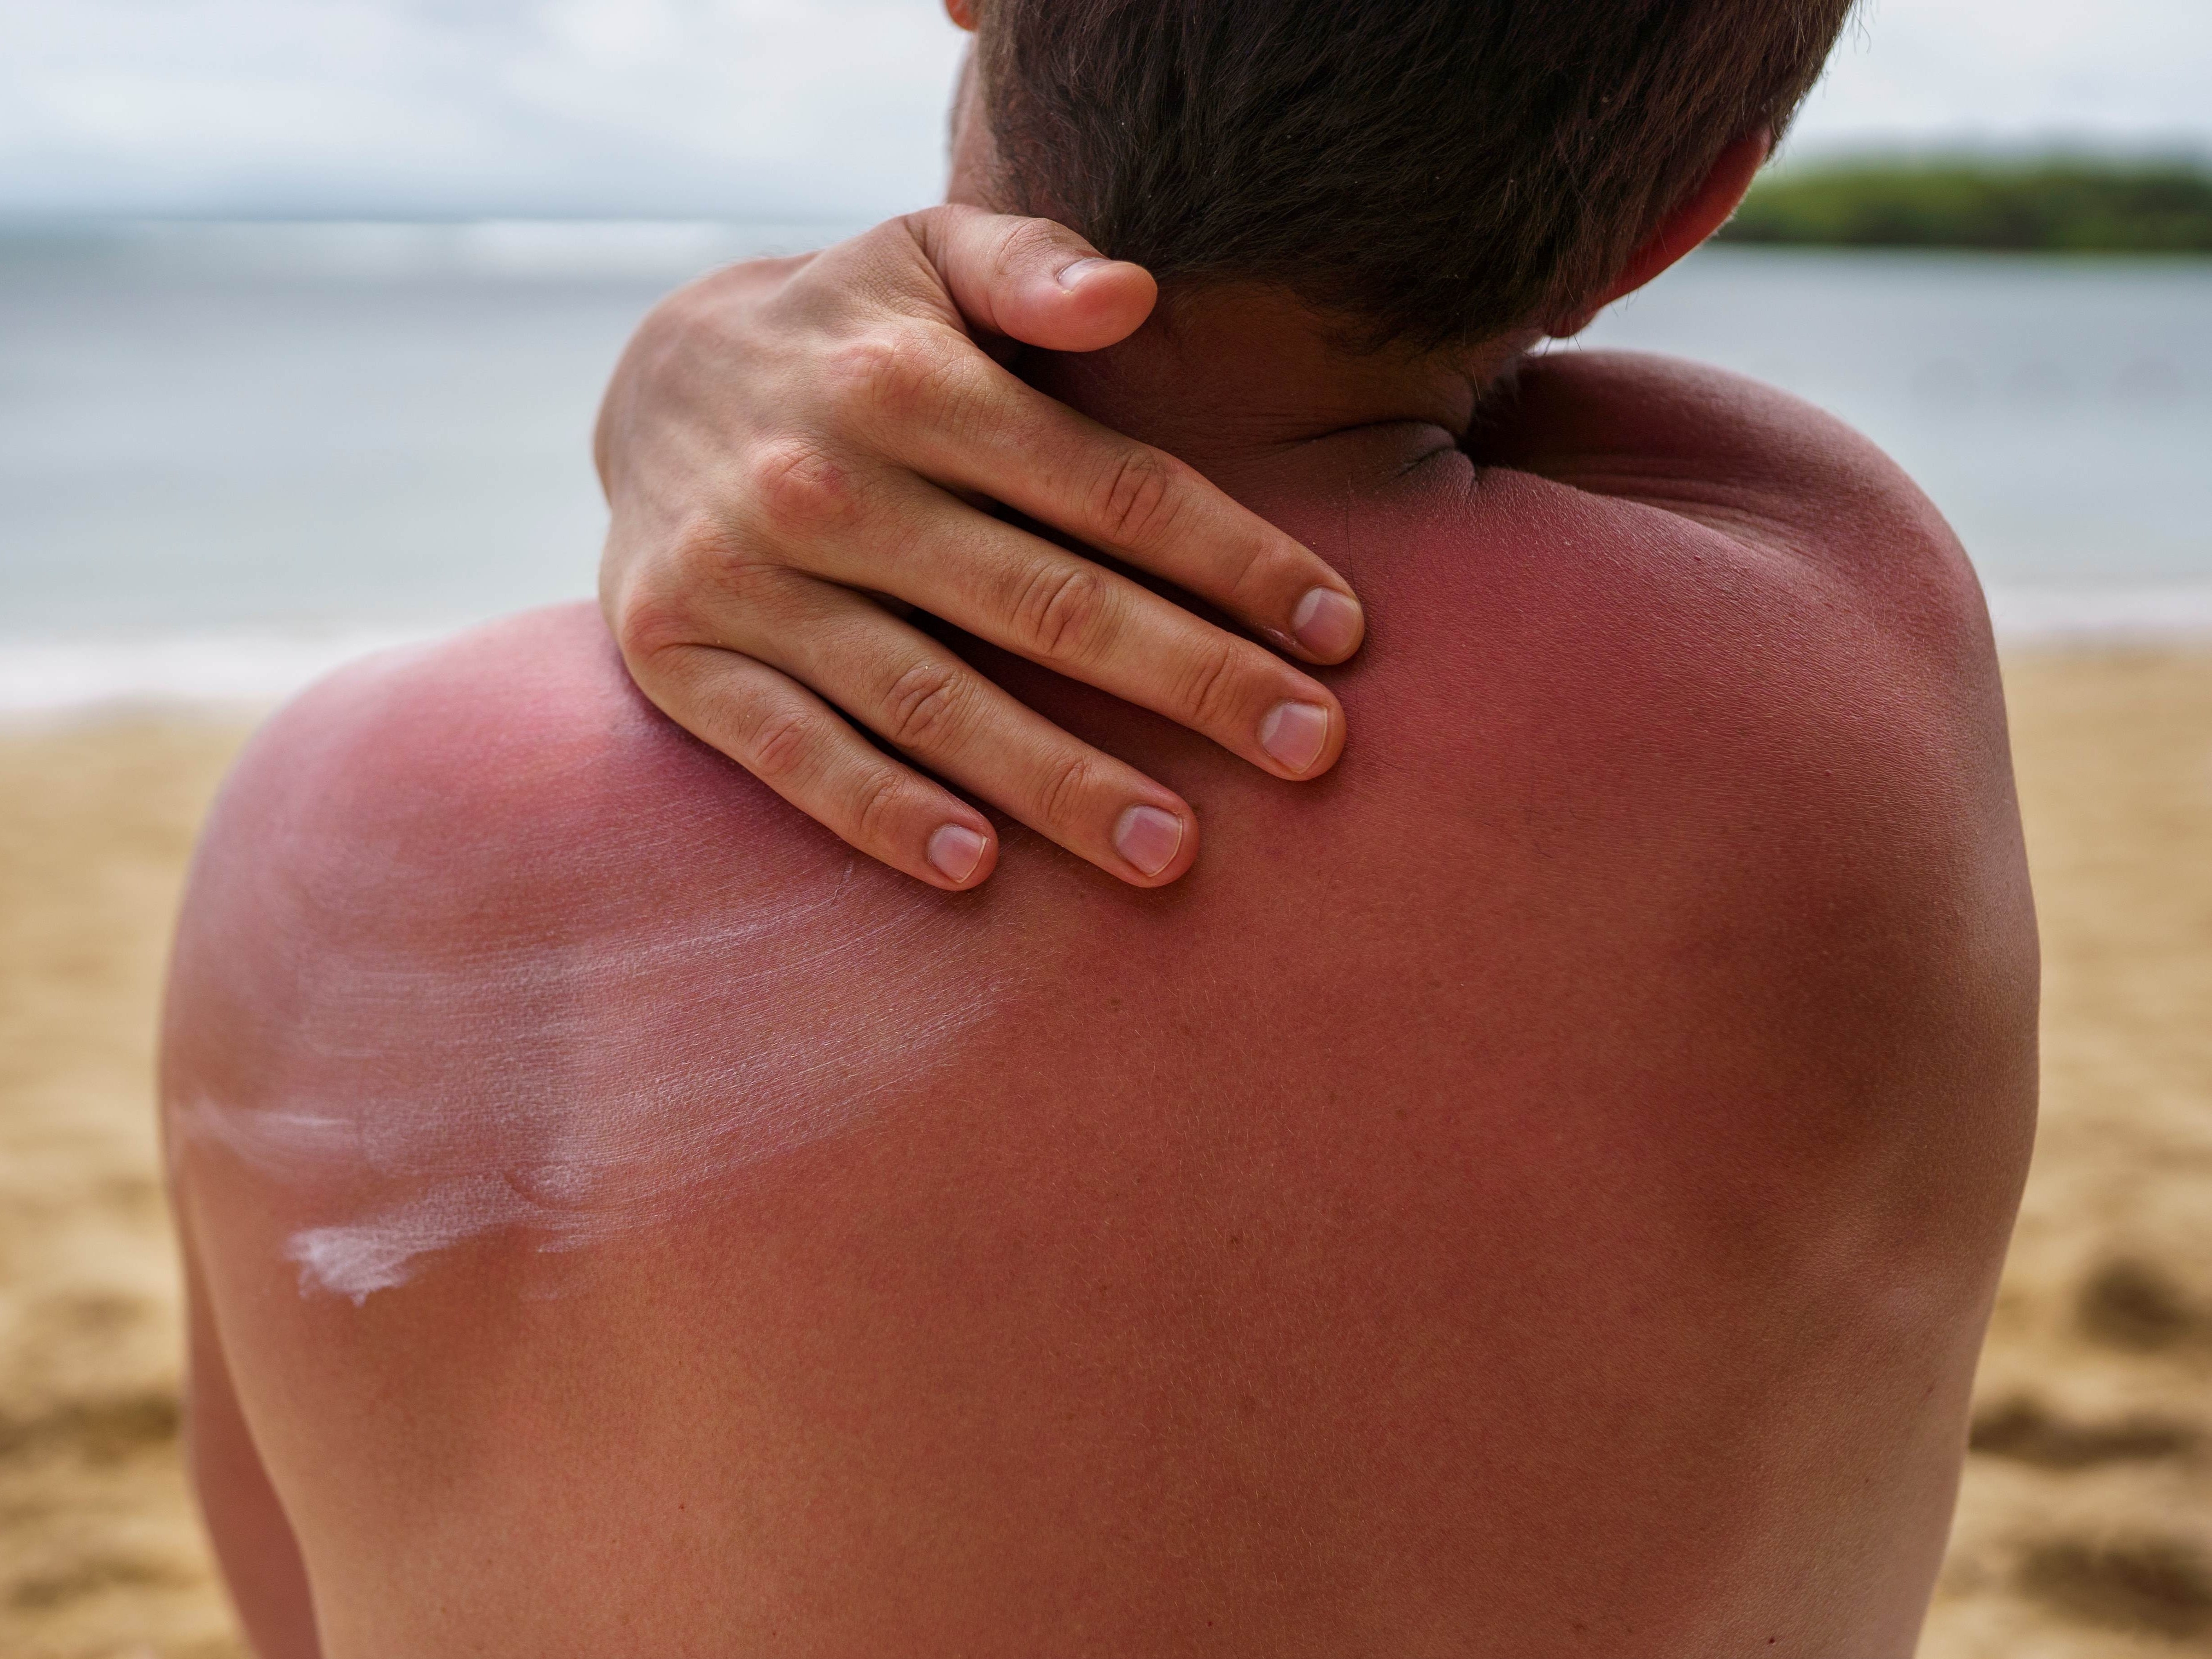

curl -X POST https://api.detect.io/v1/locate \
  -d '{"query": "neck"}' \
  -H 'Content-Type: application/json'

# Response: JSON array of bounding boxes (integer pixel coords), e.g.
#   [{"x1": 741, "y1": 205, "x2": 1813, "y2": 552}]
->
[
  {"x1": 1018, "y1": 286, "x2": 1525, "y2": 500},
  {"x1": 943, "y1": 87, "x2": 1522, "y2": 500}
]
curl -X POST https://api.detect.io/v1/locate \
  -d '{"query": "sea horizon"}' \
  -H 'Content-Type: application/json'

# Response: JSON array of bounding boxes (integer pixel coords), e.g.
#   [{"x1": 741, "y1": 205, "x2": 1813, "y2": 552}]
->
[{"x1": 6, "y1": 219, "x2": 2210, "y2": 716}]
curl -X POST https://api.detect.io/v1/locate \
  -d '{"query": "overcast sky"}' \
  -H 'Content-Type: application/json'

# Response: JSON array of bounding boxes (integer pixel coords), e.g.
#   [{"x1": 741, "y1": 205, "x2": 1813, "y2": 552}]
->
[{"x1": 5, "y1": 0, "x2": 2209, "y2": 221}]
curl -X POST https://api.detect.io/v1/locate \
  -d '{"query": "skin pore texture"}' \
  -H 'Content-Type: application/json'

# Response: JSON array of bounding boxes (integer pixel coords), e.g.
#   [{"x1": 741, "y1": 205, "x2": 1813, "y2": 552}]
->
[{"x1": 162, "y1": 56, "x2": 2037, "y2": 1659}]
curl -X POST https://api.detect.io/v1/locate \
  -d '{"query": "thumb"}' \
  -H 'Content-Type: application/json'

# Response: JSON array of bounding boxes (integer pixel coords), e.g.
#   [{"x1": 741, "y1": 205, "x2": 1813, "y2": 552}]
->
[{"x1": 902, "y1": 204, "x2": 1158, "y2": 352}]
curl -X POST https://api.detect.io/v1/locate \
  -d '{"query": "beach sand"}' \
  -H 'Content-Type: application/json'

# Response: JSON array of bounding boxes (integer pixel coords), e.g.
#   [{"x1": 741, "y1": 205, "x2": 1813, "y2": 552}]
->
[{"x1": 1, "y1": 652, "x2": 2208, "y2": 1658}]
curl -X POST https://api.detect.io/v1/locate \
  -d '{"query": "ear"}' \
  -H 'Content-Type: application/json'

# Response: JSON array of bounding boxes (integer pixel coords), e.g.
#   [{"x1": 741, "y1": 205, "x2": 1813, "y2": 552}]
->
[
  {"x1": 1548, "y1": 130, "x2": 1770, "y2": 337},
  {"x1": 945, "y1": 0, "x2": 978, "y2": 29}
]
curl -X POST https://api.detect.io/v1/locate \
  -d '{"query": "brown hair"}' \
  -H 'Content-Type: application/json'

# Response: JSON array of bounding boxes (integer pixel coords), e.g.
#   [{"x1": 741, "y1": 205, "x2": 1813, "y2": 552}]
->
[{"x1": 978, "y1": 0, "x2": 1854, "y2": 352}]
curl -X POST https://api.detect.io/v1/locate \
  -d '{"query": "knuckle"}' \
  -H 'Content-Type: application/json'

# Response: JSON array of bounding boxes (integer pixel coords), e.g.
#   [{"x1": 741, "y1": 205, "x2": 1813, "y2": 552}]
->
[
  {"x1": 1172, "y1": 638, "x2": 1247, "y2": 731},
  {"x1": 1094, "y1": 449, "x2": 1186, "y2": 550},
  {"x1": 742, "y1": 706, "x2": 815, "y2": 784},
  {"x1": 825, "y1": 330, "x2": 903, "y2": 408},
  {"x1": 1035, "y1": 751, "x2": 1097, "y2": 832},
  {"x1": 742, "y1": 439, "x2": 855, "y2": 539},
  {"x1": 610, "y1": 560, "x2": 695, "y2": 663},
  {"x1": 989, "y1": 216, "x2": 1063, "y2": 281},
  {"x1": 1012, "y1": 563, "x2": 1111, "y2": 662},
  {"x1": 614, "y1": 519, "x2": 748, "y2": 659},
  {"x1": 879, "y1": 661, "x2": 969, "y2": 752},
  {"x1": 828, "y1": 327, "x2": 957, "y2": 423},
  {"x1": 888, "y1": 207, "x2": 951, "y2": 273},
  {"x1": 612, "y1": 590, "x2": 695, "y2": 664},
  {"x1": 615, "y1": 519, "x2": 795, "y2": 661},
  {"x1": 662, "y1": 516, "x2": 745, "y2": 588},
  {"x1": 849, "y1": 768, "x2": 912, "y2": 847},
  {"x1": 1222, "y1": 534, "x2": 1289, "y2": 613}
]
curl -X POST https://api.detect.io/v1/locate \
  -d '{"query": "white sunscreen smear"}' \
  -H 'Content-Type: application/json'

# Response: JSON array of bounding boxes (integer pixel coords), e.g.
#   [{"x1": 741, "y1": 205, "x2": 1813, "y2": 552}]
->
[
  {"x1": 179, "y1": 873, "x2": 1008, "y2": 1303},
  {"x1": 166, "y1": 616, "x2": 1014, "y2": 1303}
]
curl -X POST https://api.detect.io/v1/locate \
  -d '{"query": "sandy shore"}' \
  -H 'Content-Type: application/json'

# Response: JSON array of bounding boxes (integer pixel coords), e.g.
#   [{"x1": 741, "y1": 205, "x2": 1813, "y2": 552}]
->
[{"x1": 3, "y1": 653, "x2": 2209, "y2": 1658}]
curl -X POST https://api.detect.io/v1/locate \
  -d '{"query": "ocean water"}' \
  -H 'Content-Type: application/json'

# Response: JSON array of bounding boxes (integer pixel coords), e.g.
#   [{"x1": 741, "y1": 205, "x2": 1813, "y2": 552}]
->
[
  {"x1": 2, "y1": 224, "x2": 2209, "y2": 712},
  {"x1": 1573, "y1": 247, "x2": 2212, "y2": 632}
]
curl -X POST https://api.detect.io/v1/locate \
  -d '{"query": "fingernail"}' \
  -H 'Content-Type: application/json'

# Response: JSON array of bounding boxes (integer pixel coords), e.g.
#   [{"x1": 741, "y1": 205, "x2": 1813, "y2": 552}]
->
[
  {"x1": 1291, "y1": 587, "x2": 1362, "y2": 658},
  {"x1": 1056, "y1": 257, "x2": 1112, "y2": 290},
  {"x1": 1258, "y1": 700, "x2": 1331, "y2": 775},
  {"x1": 1112, "y1": 804, "x2": 1185, "y2": 877},
  {"x1": 927, "y1": 823, "x2": 988, "y2": 884}
]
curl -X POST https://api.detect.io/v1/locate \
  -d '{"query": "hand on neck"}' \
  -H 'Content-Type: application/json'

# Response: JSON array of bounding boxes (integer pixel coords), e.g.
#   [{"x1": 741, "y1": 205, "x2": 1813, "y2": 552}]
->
[{"x1": 944, "y1": 56, "x2": 1526, "y2": 492}]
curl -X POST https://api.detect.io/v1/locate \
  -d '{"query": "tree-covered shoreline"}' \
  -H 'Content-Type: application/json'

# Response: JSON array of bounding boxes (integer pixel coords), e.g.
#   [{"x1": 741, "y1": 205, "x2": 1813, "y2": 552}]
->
[{"x1": 1721, "y1": 159, "x2": 2212, "y2": 253}]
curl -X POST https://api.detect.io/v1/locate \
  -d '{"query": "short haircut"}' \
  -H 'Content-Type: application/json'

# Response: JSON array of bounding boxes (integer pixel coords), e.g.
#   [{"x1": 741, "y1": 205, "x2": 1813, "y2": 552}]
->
[{"x1": 978, "y1": 0, "x2": 1854, "y2": 352}]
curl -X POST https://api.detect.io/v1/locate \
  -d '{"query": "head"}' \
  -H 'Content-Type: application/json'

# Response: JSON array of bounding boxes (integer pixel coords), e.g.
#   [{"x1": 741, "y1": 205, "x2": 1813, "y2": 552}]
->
[{"x1": 944, "y1": 0, "x2": 1851, "y2": 356}]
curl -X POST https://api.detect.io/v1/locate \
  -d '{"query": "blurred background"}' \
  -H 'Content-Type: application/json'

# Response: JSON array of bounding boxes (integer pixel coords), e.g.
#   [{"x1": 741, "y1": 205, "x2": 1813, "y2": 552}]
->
[
  {"x1": 1, "y1": 3, "x2": 2209, "y2": 1657},
  {"x1": 3, "y1": 0, "x2": 2211, "y2": 690}
]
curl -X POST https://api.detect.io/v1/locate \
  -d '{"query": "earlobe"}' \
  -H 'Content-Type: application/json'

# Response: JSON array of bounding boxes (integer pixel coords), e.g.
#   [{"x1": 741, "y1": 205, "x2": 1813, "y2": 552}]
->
[
  {"x1": 1548, "y1": 130, "x2": 1771, "y2": 338},
  {"x1": 944, "y1": 0, "x2": 978, "y2": 30}
]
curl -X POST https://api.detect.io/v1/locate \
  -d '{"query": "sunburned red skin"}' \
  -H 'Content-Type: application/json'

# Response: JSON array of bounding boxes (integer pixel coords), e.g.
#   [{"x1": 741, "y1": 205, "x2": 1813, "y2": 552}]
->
[{"x1": 164, "y1": 343, "x2": 2037, "y2": 1659}]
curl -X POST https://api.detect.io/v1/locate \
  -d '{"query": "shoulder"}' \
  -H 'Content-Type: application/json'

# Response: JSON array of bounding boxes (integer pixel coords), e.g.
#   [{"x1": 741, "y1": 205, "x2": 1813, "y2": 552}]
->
[
  {"x1": 1315, "y1": 356, "x2": 2041, "y2": 1224},
  {"x1": 1352, "y1": 350, "x2": 2037, "y2": 1064},
  {"x1": 208, "y1": 604, "x2": 729, "y2": 858},
  {"x1": 164, "y1": 605, "x2": 866, "y2": 1089},
  {"x1": 1411, "y1": 350, "x2": 2010, "y2": 788},
  {"x1": 186, "y1": 604, "x2": 833, "y2": 922},
  {"x1": 1475, "y1": 348, "x2": 1989, "y2": 650},
  {"x1": 1372, "y1": 351, "x2": 2007, "y2": 785}
]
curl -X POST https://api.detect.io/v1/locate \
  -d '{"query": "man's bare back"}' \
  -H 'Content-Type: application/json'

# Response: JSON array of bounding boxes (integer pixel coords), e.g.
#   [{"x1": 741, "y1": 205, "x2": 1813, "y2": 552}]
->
[{"x1": 166, "y1": 343, "x2": 2035, "y2": 1656}]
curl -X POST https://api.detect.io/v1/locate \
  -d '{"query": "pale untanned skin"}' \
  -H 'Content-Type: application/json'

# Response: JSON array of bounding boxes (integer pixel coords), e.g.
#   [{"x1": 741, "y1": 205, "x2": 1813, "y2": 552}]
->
[
  {"x1": 166, "y1": 334, "x2": 2038, "y2": 1658},
  {"x1": 167, "y1": 32, "x2": 2036, "y2": 1659}
]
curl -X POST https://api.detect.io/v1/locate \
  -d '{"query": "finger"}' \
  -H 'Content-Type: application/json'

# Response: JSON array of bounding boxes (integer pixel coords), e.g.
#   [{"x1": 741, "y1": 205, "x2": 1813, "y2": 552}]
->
[
  {"x1": 770, "y1": 480, "x2": 1347, "y2": 785},
  {"x1": 899, "y1": 204, "x2": 1159, "y2": 353},
  {"x1": 788, "y1": 210, "x2": 1365, "y2": 665},
  {"x1": 885, "y1": 362, "x2": 1367, "y2": 665},
  {"x1": 637, "y1": 643, "x2": 1002, "y2": 891},
  {"x1": 886, "y1": 209, "x2": 1360, "y2": 661},
  {"x1": 699, "y1": 574, "x2": 1202, "y2": 887}
]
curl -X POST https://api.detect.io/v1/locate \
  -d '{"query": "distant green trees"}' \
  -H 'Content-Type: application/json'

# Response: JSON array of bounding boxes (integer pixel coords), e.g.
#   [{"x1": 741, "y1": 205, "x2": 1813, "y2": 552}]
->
[{"x1": 1720, "y1": 159, "x2": 2212, "y2": 253}]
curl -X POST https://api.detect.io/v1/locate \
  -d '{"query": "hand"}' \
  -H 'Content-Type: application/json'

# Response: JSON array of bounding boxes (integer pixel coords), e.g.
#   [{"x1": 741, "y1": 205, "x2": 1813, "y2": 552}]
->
[{"x1": 594, "y1": 205, "x2": 1365, "y2": 891}]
